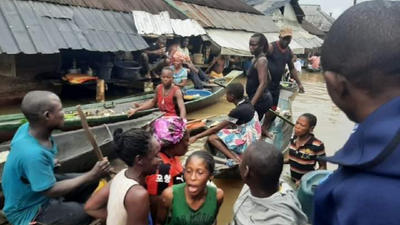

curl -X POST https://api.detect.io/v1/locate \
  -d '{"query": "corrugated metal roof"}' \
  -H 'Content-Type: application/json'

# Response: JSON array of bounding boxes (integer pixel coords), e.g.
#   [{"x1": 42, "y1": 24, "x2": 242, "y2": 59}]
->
[
  {"x1": 245, "y1": 0, "x2": 290, "y2": 16},
  {"x1": 301, "y1": 5, "x2": 334, "y2": 32},
  {"x1": 0, "y1": 0, "x2": 148, "y2": 54},
  {"x1": 301, "y1": 20, "x2": 325, "y2": 36},
  {"x1": 174, "y1": 1, "x2": 279, "y2": 33},
  {"x1": 206, "y1": 29, "x2": 304, "y2": 56},
  {"x1": 132, "y1": 10, "x2": 206, "y2": 37},
  {"x1": 25, "y1": 0, "x2": 187, "y2": 19},
  {"x1": 174, "y1": 0, "x2": 263, "y2": 14}
]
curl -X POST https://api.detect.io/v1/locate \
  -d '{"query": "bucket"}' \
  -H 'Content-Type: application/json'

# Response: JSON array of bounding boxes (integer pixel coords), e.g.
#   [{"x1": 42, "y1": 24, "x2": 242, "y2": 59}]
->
[
  {"x1": 114, "y1": 61, "x2": 142, "y2": 81},
  {"x1": 193, "y1": 53, "x2": 204, "y2": 64},
  {"x1": 95, "y1": 63, "x2": 114, "y2": 80}
]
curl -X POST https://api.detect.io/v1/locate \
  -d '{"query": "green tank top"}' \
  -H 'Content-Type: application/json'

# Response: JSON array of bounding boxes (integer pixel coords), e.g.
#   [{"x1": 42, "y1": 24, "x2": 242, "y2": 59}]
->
[{"x1": 167, "y1": 183, "x2": 217, "y2": 225}]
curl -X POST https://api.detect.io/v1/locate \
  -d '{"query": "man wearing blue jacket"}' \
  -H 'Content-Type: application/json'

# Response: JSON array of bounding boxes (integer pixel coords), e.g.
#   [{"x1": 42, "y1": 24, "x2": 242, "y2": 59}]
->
[{"x1": 313, "y1": 1, "x2": 400, "y2": 225}]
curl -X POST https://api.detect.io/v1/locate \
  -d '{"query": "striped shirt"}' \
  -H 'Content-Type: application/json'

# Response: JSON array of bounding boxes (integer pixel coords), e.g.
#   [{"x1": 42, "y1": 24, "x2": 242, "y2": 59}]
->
[{"x1": 289, "y1": 134, "x2": 325, "y2": 182}]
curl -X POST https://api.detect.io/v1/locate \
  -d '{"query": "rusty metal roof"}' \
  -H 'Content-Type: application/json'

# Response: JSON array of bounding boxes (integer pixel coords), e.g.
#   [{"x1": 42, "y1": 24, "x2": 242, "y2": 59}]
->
[
  {"x1": 0, "y1": 0, "x2": 149, "y2": 54},
  {"x1": 23, "y1": 0, "x2": 187, "y2": 19},
  {"x1": 174, "y1": 1, "x2": 279, "y2": 33},
  {"x1": 174, "y1": 0, "x2": 263, "y2": 14}
]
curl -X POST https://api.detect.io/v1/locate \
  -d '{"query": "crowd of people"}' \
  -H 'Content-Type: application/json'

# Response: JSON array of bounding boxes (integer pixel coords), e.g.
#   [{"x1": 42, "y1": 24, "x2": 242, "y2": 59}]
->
[{"x1": 2, "y1": 1, "x2": 400, "y2": 225}]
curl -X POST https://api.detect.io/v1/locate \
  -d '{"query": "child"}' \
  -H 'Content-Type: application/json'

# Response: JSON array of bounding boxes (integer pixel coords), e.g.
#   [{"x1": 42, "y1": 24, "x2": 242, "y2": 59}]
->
[
  {"x1": 171, "y1": 52, "x2": 189, "y2": 89},
  {"x1": 146, "y1": 117, "x2": 189, "y2": 221},
  {"x1": 232, "y1": 141, "x2": 308, "y2": 225},
  {"x1": 156, "y1": 151, "x2": 224, "y2": 225},
  {"x1": 127, "y1": 67, "x2": 186, "y2": 119},
  {"x1": 284, "y1": 113, "x2": 326, "y2": 186},
  {"x1": 189, "y1": 83, "x2": 261, "y2": 162},
  {"x1": 84, "y1": 128, "x2": 162, "y2": 225}
]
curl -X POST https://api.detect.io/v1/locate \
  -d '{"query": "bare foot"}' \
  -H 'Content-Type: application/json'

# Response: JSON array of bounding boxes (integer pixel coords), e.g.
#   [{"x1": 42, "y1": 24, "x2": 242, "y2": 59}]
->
[{"x1": 261, "y1": 128, "x2": 273, "y2": 139}]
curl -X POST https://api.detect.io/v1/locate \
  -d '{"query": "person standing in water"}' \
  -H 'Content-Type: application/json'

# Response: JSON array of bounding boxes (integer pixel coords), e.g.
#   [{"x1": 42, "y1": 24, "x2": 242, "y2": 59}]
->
[
  {"x1": 156, "y1": 151, "x2": 224, "y2": 225},
  {"x1": 84, "y1": 128, "x2": 162, "y2": 225},
  {"x1": 247, "y1": 33, "x2": 273, "y2": 135},
  {"x1": 263, "y1": 28, "x2": 305, "y2": 136},
  {"x1": 127, "y1": 67, "x2": 186, "y2": 119}
]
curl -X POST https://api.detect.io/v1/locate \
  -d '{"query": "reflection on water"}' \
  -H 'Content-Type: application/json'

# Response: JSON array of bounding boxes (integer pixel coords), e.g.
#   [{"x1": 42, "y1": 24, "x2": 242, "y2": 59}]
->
[{"x1": 187, "y1": 73, "x2": 354, "y2": 224}]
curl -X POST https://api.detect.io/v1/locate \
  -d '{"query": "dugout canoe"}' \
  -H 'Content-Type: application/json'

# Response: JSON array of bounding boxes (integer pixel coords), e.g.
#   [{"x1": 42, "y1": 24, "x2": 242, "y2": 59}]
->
[
  {"x1": 0, "y1": 70, "x2": 243, "y2": 143},
  {"x1": 0, "y1": 112, "x2": 163, "y2": 191}
]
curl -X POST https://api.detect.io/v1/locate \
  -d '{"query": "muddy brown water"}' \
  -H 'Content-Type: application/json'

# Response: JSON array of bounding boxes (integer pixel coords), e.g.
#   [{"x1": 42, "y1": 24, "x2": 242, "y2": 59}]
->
[
  {"x1": 187, "y1": 73, "x2": 354, "y2": 224},
  {"x1": 0, "y1": 72, "x2": 354, "y2": 224}
]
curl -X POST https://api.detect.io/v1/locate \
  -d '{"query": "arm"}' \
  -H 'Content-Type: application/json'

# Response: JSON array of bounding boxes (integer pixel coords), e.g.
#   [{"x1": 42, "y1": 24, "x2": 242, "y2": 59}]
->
[
  {"x1": 43, "y1": 160, "x2": 111, "y2": 198},
  {"x1": 267, "y1": 44, "x2": 273, "y2": 56},
  {"x1": 175, "y1": 89, "x2": 186, "y2": 119},
  {"x1": 125, "y1": 186, "x2": 151, "y2": 225},
  {"x1": 318, "y1": 160, "x2": 327, "y2": 170},
  {"x1": 284, "y1": 158, "x2": 290, "y2": 164},
  {"x1": 84, "y1": 182, "x2": 111, "y2": 219},
  {"x1": 250, "y1": 57, "x2": 268, "y2": 106},
  {"x1": 216, "y1": 188, "x2": 225, "y2": 217},
  {"x1": 288, "y1": 60, "x2": 305, "y2": 93},
  {"x1": 189, "y1": 120, "x2": 230, "y2": 144},
  {"x1": 156, "y1": 187, "x2": 173, "y2": 225},
  {"x1": 174, "y1": 79, "x2": 187, "y2": 89},
  {"x1": 128, "y1": 91, "x2": 158, "y2": 118}
]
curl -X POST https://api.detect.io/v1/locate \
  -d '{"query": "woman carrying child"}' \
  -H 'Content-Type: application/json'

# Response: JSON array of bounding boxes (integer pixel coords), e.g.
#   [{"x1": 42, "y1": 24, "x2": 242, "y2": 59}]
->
[
  {"x1": 146, "y1": 117, "x2": 189, "y2": 221},
  {"x1": 189, "y1": 83, "x2": 261, "y2": 162},
  {"x1": 127, "y1": 67, "x2": 186, "y2": 119},
  {"x1": 84, "y1": 128, "x2": 162, "y2": 225},
  {"x1": 156, "y1": 151, "x2": 224, "y2": 225}
]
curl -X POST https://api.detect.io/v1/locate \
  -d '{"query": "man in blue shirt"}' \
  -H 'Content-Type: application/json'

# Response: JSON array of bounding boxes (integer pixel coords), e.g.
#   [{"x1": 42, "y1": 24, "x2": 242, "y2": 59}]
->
[
  {"x1": 2, "y1": 91, "x2": 111, "y2": 225},
  {"x1": 313, "y1": 2, "x2": 400, "y2": 225}
]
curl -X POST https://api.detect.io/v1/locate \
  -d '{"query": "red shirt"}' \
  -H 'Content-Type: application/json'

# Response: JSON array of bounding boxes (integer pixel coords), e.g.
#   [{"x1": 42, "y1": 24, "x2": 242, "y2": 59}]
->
[
  {"x1": 156, "y1": 85, "x2": 179, "y2": 117},
  {"x1": 146, "y1": 152, "x2": 184, "y2": 195}
]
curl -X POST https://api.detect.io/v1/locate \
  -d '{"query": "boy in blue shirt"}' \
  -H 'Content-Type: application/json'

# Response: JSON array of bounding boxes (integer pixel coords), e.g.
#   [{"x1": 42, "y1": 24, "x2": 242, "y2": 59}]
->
[
  {"x1": 313, "y1": 2, "x2": 400, "y2": 225},
  {"x1": 2, "y1": 91, "x2": 111, "y2": 225}
]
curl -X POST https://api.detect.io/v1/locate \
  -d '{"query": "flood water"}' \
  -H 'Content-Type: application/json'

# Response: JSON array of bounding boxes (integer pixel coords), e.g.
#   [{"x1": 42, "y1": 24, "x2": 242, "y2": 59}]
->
[
  {"x1": 187, "y1": 72, "x2": 354, "y2": 224},
  {"x1": 0, "y1": 72, "x2": 354, "y2": 224}
]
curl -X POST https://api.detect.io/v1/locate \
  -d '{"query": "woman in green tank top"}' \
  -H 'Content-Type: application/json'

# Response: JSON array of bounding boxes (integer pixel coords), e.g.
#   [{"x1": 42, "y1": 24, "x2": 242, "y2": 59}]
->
[{"x1": 156, "y1": 151, "x2": 224, "y2": 225}]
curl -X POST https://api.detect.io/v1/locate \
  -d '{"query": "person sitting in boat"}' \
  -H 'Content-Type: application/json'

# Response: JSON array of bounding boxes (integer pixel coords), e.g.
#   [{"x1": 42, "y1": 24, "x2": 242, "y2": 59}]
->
[
  {"x1": 171, "y1": 52, "x2": 189, "y2": 90},
  {"x1": 284, "y1": 113, "x2": 327, "y2": 187},
  {"x1": 146, "y1": 116, "x2": 189, "y2": 221},
  {"x1": 127, "y1": 67, "x2": 186, "y2": 119},
  {"x1": 85, "y1": 128, "x2": 161, "y2": 225},
  {"x1": 141, "y1": 35, "x2": 171, "y2": 78},
  {"x1": 171, "y1": 37, "x2": 210, "y2": 89},
  {"x1": 231, "y1": 141, "x2": 308, "y2": 225},
  {"x1": 189, "y1": 83, "x2": 262, "y2": 162},
  {"x1": 307, "y1": 53, "x2": 321, "y2": 72},
  {"x1": 156, "y1": 151, "x2": 224, "y2": 225},
  {"x1": 2, "y1": 91, "x2": 111, "y2": 225}
]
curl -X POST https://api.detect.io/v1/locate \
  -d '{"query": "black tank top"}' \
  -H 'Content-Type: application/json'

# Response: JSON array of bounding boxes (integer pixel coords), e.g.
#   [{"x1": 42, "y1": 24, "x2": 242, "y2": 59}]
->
[
  {"x1": 267, "y1": 42, "x2": 293, "y2": 92},
  {"x1": 246, "y1": 56, "x2": 269, "y2": 99}
]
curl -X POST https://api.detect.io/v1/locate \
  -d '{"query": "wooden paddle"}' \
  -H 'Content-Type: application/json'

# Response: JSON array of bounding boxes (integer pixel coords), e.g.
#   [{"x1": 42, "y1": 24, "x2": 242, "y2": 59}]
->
[
  {"x1": 269, "y1": 109, "x2": 295, "y2": 126},
  {"x1": 76, "y1": 105, "x2": 112, "y2": 185},
  {"x1": 187, "y1": 115, "x2": 216, "y2": 125},
  {"x1": 76, "y1": 105, "x2": 104, "y2": 161}
]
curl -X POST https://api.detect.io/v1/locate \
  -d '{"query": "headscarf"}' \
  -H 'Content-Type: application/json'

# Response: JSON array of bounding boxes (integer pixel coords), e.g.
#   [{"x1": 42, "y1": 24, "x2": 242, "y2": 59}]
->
[{"x1": 152, "y1": 116, "x2": 187, "y2": 148}]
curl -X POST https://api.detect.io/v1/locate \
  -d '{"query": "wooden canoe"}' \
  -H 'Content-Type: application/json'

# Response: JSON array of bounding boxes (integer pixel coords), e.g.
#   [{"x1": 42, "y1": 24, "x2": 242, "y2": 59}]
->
[
  {"x1": 0, "y1": 70, "x2": 243, "y2": 143},
  {"x1": 188, "y1": 89, "x2": 296, "y2": 179},
  {"x1": 0, "y1": 112, "x2": 163, "y2": 191}
]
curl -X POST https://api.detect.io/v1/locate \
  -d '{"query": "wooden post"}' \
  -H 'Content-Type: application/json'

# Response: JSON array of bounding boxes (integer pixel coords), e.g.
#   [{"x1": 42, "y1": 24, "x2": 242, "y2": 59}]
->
[{"x1": 96, "y1": 79, "x2": 105, "y2": 103}]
